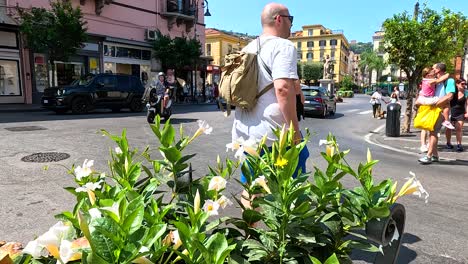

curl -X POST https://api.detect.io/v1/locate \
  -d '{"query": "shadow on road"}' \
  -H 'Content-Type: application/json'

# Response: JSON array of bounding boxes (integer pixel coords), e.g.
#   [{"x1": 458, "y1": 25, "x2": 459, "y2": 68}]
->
[{"x1": 351, "y1": 232, "x2": 421, "y2": 264}]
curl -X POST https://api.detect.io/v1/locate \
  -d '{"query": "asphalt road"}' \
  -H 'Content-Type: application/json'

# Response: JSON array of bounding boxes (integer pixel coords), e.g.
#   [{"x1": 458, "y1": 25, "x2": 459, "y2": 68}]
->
[{"x1": 0, "y1": 95, "x2": 467, "y2": 263}]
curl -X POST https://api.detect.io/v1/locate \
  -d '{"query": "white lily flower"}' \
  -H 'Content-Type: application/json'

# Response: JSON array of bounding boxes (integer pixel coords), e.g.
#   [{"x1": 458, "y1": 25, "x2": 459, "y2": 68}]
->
[
  {"x1": 394, "y1": 171, "x2": 429, "y2": 203},
  {"x1": 115, "y1": 147, "x2": 123, "y2": 155},
  {"x1": 37, "y1": 222, "x2": 74, "y2": 248},
  {"x1": 234, "y1": 146, "x2": 247, "y2": 162},
  {"x1": 59, "y1": 239, "x2": 74, "y2": 264},
  {"x1": 202, "y1": 200, "x2": 220, "y2": 216},
  {"x1": 197, "y1": 120, "x2": 213, "y2": 135},
  {"x1": 217, "y1": 195, "x2": 233, "y2": 209},
  {"x1": 88, "y1": 208, "x2": 102, "y2": 219},
  {"x1": 23, "y1": 240, "x2": 47, "y2": 258},
  {"x1": 74, "y1": 159, "x2": 94, "y2": 180},
  {"x1": 208, "y1": 176, "x2": 227, "y2": 191},
  {"x1": 252, "y1": 175, "x2": 271, "y2": 194},
  {"x1": 75, "y1": 181, "x2": 103, "y2": 193}
]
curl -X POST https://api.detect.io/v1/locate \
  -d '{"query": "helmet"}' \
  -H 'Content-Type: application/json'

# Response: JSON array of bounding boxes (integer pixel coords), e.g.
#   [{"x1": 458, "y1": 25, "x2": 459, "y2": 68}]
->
[{"x1": 158, "y1": 72, "x2": 165, "y2": 77}]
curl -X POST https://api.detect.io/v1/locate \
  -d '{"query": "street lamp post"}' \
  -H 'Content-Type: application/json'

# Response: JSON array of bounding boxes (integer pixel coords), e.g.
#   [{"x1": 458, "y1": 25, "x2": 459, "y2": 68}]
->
[{"x1": 192, "y1": 0, "x2": 211, "y2": 103}]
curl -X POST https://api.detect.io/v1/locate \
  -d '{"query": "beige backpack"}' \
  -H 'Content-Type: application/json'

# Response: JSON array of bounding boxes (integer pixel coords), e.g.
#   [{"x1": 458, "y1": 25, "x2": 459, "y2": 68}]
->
[{"x1": 218, "y1": 38, "x2": 273, "y2": 116}]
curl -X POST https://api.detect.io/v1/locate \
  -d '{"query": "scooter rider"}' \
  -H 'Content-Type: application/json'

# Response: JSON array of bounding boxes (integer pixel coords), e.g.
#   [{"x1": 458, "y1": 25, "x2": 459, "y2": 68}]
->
[{"x1": 150, "y1": 72, "x2": 170, "y2": 114}]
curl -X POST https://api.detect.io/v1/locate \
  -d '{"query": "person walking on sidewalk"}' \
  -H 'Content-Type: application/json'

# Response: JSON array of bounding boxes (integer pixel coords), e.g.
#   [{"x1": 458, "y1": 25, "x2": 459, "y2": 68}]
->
[
  {"x1": 419, "y1": 63, "x2": 457, "y2": 164},
  {"x1": 445, "y1": 78, "x2": 468, "y2": 152}
]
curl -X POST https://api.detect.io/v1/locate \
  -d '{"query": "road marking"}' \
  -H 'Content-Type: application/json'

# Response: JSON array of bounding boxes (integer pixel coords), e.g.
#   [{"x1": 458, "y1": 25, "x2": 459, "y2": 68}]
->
[
  {"x1": 364, "y1": 124, "x2": 419, "y2": 157},
  {"x1": 358, "y1": 110, "x2": 373, "y2": 115},
  {"x1": 342, "y1": 109, "x2": 359, "y2": 113}
]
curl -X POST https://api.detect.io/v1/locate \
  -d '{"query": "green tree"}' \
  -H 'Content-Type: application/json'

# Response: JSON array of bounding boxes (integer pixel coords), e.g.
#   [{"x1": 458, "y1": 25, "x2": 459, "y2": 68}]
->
[
  {"x1": 151, "y1": 31, "x2": 201, "y2": 75},
  {"x1": 358, "y1": 51, "x2": 386, "y2": 88},
  {"x1": 383, "y1": 4, "x2": 468, "y2": 132},
  {"x1": 349, "y1": 42, "x2": 373, "y2": 54},
  {"x1": 339, "y1": 75, "x2": 354, "y2": 90},
  {"x1": 301, "y1": 62, "x2": 322, "y2": 85},
  {"x1": 17, "y1": 0, "x2": 87, "y2": 86}
]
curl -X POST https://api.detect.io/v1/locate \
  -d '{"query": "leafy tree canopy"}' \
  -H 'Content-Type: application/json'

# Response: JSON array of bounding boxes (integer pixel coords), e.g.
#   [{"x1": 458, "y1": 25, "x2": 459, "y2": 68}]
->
[
  {"x1": 383, "y1": 4, "x2": 468, "y2": 132},
  {"x1": 350, "y1": 42, "x2": 373, "y2": 54},
  {"x1": 151, "y1": 31, "x2": 202, "y2": 73},
  {"x1": 299, "y1": 62, "x2": 322, "y2": 85},
  {"x1": 17, "y1": 0, "x2": 87, "y2": 64}
]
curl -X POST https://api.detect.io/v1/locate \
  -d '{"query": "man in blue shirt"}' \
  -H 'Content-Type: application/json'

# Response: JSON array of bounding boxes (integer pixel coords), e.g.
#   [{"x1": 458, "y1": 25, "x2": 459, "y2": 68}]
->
[{"x1": 419, "y1": 63, "x2": 456, "y2": 164}]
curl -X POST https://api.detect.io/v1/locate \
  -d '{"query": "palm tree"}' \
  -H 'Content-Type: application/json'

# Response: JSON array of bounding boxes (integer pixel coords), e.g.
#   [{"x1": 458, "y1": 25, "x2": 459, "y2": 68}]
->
[{"x1": 359, "y1": 51, "x2": 387, "y2": 88}]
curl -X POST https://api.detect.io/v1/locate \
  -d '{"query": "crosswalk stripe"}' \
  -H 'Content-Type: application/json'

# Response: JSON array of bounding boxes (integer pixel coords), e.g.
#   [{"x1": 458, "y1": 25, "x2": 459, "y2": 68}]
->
[
  {"x1": 358, "y1": 110, "x2": 373, "y2": 115},
  {"x1": 342, "y1": 109, "x2": 360, "y2": 113}
]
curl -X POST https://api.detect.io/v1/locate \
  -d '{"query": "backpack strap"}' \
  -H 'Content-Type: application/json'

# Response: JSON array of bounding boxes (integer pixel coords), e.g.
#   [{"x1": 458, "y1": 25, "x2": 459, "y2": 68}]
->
[{"x1": 256, "y1": 37, "x2": 274, "y2": 99}]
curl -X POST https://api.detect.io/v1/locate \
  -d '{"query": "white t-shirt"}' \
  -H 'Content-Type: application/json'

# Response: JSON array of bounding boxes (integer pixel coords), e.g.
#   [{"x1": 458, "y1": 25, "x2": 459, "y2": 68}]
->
[
  {"x1": 232, "y1": 36, "x2": 298, "y2": 144},
  {"x1": 371, "y1": 91, "x2": 382, "y2": 104}
]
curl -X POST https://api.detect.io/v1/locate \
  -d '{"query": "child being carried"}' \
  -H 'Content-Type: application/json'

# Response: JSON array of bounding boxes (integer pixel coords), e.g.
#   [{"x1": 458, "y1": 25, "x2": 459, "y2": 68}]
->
[{"x1": 415, "y1": 68, "x2": 454, "y2": 130}]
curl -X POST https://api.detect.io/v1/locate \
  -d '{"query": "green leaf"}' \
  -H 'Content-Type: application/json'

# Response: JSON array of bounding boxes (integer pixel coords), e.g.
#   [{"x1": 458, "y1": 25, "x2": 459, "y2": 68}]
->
[
  {"x1": 123, "y1": 198, "x2": 145, "y2": 234},
  {"x1": 90, "y1": 218, "x2": 121, "y2": 263},
  {"x1": 160, "y1": 146, "x2": 181, "y2": 163},
  {"x1": 161, "y1": 121, "x2": 176, "y2": 146},
  {"x1": 324, "y1": 253, "x2": 340, "y2": 264},
  {"x1": 308, "y1": 255, "x2": 323, "y2": 264},
  {"x1": 368, "y1": 206, "x2": 390, "y2": 219},
  {"x1": 242, "y1": 209, "x2": 262, "y2": 225}
]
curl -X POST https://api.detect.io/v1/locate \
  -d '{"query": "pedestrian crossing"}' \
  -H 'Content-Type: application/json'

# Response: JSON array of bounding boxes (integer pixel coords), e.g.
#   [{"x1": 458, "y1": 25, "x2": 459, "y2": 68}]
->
[{"x1": 358, "y1": 110, "x2": 373, "y2": 115}]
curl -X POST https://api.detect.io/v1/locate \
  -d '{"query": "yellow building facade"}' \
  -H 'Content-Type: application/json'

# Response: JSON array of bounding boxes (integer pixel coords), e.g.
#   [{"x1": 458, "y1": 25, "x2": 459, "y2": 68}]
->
[
  {"x1": 289, "y1": 25, "x2": 350, "y2": 83},
  {"x1": 204, "y1": 28, "x2": 250, "y2": 84}
]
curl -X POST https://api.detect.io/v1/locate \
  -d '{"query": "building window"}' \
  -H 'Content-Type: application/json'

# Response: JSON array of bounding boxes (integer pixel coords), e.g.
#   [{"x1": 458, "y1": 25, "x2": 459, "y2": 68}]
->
[
  {"x1": 104, "y1": 44, "x2": 151, "y2": 60},
  {"x1": 331, "y1": 51, "x2": 335, "y2": 59},
  {"x1": 298, "y1": 52, "x2": 303, "y2": 60},
  {"x1": 330, "y1": 39, "x2": 338, "y2": 46},
  {"x1": 307, "y1": 52, "x2": 313, "y2": 61},
  {"x1": 297, "y1": 41, "x2": 302, "y2": 49},
  {"x1": 307, "y1": 41, "x2": 314, "y2": 48},
  {"x1": 308, "y1": 29, "x2": 313, "y2": 36},
  {"x1": 320, "y1": 51, "x2": 325, "y2": 60},
  {"x1": 206, "y1": 44, "x2": 211, "y2": 56},
  {"x1": 227, "y1": 44, "x2": 233, "y2": 54},
  {"x1": 0, "y1": 31, "x2": 18, "y2": 48},
  {"x1": 0, "y1": 60, "x2": 21, "y2": 96},
  {"x1": 319, "y1": 40, "x2": 326, "y2": 47}
]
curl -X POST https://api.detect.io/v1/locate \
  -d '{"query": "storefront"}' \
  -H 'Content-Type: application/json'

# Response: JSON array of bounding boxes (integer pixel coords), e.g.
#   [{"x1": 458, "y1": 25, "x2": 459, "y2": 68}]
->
[
  {"x1": 31, "y1": 40, "x2": 102, "y2": 101},
  {"x1": 0, "y1": 28, "x2": 23, "y2": 104},
  {"x1": 206, "y1": 64, "x2": 221, "y2": 85},
  {"x1": 51, "y1": 41, "x2": 101, "y2": 87},
  {"x1": 103, "y1": 39, "x2": 152, "y2": 86}
]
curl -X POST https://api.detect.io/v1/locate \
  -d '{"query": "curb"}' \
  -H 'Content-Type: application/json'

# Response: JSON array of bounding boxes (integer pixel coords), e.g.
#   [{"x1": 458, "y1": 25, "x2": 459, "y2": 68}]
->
[{"x1": 366, "y1": 122, "x2": 468, "y2": 161}]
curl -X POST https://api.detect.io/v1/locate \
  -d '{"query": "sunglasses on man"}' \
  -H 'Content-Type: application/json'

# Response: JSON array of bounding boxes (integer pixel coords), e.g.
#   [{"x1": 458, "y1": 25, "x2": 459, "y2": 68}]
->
[{"x1": 277, "y1": 15, "x2": 294, "y2": 24}]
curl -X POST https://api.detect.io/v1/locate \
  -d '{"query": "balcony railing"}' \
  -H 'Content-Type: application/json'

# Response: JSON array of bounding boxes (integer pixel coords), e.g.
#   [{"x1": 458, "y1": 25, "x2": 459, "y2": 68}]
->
[{"x1": 161, "y1": 0, "x2": 196, "y2": 31}]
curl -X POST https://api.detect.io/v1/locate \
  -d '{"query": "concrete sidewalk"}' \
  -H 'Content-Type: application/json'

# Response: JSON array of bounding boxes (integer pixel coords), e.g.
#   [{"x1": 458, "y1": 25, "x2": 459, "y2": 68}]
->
[{"x1": 369, "y1": 122, "x2": 468, "y2": 162}]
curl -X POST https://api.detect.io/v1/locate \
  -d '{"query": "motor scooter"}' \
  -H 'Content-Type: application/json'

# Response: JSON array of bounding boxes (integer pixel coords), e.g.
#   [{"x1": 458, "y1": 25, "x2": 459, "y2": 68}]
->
[{"x1": 145, "y1": 85, "x2": 172, "y2": 124}]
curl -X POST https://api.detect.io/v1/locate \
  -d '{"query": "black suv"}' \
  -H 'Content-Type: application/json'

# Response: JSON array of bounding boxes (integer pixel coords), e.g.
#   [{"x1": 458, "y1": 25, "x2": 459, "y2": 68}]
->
[{"x1": 41, "y1": 74, "x2": 145, "y2": 114}]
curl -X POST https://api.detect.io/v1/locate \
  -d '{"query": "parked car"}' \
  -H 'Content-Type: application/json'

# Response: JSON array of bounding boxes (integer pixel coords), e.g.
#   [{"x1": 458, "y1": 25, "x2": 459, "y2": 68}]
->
[
  {"x1": 301, "y1": 85, "x2": 336, "y2": 118},
  {"x1": 41, "y1": 73, "x2": 145, "y2": 114}
]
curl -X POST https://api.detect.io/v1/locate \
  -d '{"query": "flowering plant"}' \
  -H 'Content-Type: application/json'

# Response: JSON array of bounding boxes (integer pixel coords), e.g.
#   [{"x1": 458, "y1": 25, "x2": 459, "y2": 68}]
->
[
  {"x1": 1, "y1": 118, "x2": 427, "y2": 264},
  {"x1": 225, "y1": 130, "x2": 427, "y2": 263}
]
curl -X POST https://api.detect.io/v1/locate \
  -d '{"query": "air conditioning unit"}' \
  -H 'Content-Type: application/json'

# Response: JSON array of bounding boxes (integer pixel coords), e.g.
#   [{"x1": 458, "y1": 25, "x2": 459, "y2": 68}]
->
[{"x1": 145, "y1": 29, "x2": 157, "y2": 41}]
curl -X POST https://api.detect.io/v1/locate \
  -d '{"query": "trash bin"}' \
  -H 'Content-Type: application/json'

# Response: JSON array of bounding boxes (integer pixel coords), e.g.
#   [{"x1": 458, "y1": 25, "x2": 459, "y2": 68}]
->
[{"x1": 386, "y1": 103, "x2": 401, "y2": 137}]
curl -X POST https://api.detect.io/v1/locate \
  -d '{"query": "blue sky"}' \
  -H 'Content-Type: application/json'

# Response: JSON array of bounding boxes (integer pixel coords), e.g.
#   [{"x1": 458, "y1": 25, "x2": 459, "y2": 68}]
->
[{"x1": 205, "y1": 0, "x2": 468, "y2": 42}]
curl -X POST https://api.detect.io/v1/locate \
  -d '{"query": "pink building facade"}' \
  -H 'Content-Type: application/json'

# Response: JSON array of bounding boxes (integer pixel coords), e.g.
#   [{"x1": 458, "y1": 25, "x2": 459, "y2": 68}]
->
[{"x1": 1, "y1": 0, "x2": 207, "y2": 104}]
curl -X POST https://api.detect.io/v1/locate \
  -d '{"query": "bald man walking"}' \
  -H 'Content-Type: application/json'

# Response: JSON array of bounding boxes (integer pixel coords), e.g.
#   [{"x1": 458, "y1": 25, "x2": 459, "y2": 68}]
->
[{"x1": 234, "y1": 3, "x2": 309, "y2": 186}]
